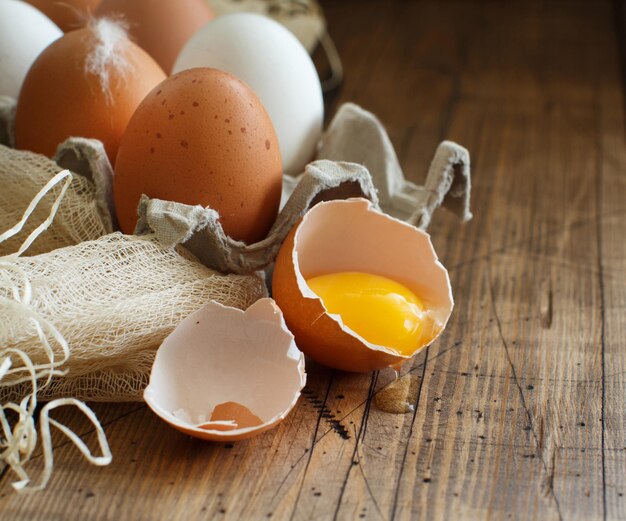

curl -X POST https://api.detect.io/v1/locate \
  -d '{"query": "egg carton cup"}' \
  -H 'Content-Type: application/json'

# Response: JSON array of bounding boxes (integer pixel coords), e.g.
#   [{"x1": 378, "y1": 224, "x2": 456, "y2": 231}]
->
[{"x1": 137, "y1": 102, "x2": 472, "y2": 273}]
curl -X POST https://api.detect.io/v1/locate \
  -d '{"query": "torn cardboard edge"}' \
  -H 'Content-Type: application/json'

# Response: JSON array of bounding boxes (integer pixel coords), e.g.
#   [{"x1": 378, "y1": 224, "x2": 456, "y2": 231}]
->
[
  {"x1": 136, "y1": 160, "x2": 379, "y2": 273},
  {"x1": 53, "y1": 136, "x2": 118, "y2": 231},
  {"x1": 0, "y1": 98, "x2": 472, "y2": 274},
  {"x1": 317, "y1": 103, "x2": 472, "y2": 227}
]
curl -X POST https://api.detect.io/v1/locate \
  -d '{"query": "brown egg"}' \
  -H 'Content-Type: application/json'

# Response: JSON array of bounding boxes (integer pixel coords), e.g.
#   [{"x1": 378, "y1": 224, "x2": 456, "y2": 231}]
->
[
  {"x1": 15, "y1": 19, "x2": 166, "y2": 163},
  {"x1": 113, "y1": 68, "x2": 283, "y2": 244},
  {"x1": 25, "y1": 0, "x2": 102, "y2": 32},
  {"x1": 97, "y1": 0, "x2": 213, "y2": 73}
]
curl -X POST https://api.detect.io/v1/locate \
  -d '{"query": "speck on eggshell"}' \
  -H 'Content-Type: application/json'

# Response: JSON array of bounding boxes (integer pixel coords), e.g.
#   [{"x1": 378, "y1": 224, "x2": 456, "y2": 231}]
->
[{"x1": 113, "y1": 67, "x2": 283, "y2": 243}]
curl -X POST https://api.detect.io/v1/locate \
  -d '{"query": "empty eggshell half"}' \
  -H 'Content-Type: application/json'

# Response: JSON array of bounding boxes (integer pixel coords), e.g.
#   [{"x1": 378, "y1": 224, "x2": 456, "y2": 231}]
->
[
  {"x1": 272, "y1": 198, "x2": 454, "y2": 372},
  {"x1": 144, "y1": 298, "x2": 306, "y2": 441}
]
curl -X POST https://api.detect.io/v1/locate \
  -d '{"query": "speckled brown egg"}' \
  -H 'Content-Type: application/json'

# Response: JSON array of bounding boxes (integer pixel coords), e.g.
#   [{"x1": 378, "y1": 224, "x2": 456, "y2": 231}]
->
[
  {"x1": 113, "y1": 67, "x2": 283, "y2": 244},
  {"x1": 14, "y1": 19, "x2": 166, "y2": 162}
]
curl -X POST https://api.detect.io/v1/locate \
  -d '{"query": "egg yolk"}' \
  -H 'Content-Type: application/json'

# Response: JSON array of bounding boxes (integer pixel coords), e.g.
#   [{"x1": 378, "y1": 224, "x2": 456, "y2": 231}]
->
[{"x1": 306, "y1": 272, "x2": 428, "y2": 356}]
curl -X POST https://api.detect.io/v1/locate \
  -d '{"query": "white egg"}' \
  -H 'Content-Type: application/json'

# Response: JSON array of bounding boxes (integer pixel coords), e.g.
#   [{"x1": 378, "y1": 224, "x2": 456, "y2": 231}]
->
[
  {"x1": 0, "y1": 0, "x2": 62, "y2": 99},
  {"x1": 173, "y1": 13, "x2": 323, "y2": 176}
]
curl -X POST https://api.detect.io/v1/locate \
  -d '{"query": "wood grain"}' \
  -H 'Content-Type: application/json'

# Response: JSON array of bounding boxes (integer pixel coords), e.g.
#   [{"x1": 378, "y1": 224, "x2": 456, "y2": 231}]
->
[{"x1": 1, "y1": 0, "x2": 625, "y2": 519}]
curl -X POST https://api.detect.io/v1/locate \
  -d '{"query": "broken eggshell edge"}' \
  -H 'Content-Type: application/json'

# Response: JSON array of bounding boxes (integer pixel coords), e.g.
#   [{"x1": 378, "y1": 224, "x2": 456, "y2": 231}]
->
[
  {"x1": 272, "y1": 198, "x2": 454, "y2": 372},
  {"x1": 144, "y1": 298, "x2": 306, "y2": 441}
]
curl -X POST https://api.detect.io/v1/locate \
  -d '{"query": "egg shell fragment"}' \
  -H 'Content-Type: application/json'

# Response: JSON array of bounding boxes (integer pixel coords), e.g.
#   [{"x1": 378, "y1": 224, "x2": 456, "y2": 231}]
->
[
  {"x1": 144, "y1": 298, "x2": 306, "y2": 442},
  {"x1": 272, "y1": 198, "x2": 454, "y2": 372}
]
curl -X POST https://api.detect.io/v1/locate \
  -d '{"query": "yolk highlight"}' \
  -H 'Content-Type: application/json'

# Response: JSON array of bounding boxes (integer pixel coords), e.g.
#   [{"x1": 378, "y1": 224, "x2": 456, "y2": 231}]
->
[{"x1": 306, "y1": 272, "x2": 427, "y2": 356}]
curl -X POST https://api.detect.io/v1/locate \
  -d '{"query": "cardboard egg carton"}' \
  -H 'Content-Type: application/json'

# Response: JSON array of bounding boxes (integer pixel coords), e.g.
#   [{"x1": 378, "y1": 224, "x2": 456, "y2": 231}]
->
[{"x1": 0, "y1": 95, "x2": 471, "y2": 274}]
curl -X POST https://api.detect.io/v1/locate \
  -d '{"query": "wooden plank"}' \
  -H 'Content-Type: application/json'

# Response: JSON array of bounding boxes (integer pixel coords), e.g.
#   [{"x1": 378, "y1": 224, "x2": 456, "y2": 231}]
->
[
  {"x1": 0, "y1": 366, "x2": 373, "y2": 520},
  {"x1": 0, "y1": 403, "x2": 145, "y2": 494},
  {"x1": 403, "y1": 101, "x2": 605, "y2": 520},
  {"x1": 597, "y1": 17, "x2": 626, "y2": 517}
]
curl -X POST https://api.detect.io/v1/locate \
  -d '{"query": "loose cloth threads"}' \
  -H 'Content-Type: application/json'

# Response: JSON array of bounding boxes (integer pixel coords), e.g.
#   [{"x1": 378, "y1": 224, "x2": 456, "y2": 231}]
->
[{"x1": 1, "y1": 171, "x2": 112, "y2": 492}]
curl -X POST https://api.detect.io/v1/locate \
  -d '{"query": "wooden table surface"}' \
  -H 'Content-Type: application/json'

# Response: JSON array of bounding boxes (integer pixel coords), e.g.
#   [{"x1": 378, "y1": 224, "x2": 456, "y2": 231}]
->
[{"x1": 1, "y1": 1, "x2": 625, "y2": 519}]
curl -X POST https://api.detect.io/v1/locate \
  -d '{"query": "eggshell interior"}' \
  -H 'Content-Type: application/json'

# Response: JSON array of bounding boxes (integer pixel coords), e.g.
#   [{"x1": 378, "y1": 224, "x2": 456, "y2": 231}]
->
[
  {"x1": 199, "y1": 402, "x2": 263, "y2": 431},
  {"x1": 144, "y1": 298, "x2": 305, "y2": 441},
  {"x1": 294, "y1": 199, "x2": 453, "y2": 331}
]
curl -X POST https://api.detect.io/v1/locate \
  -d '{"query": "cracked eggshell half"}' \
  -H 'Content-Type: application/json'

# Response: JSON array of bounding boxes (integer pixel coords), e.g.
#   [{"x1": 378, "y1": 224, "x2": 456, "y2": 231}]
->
[
  {"x1": 272, "y1": 198, "x2": 453, "y2": 373},
  {"x1": 144, "y1": 298, "x2": 306, "y2": 442}
]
